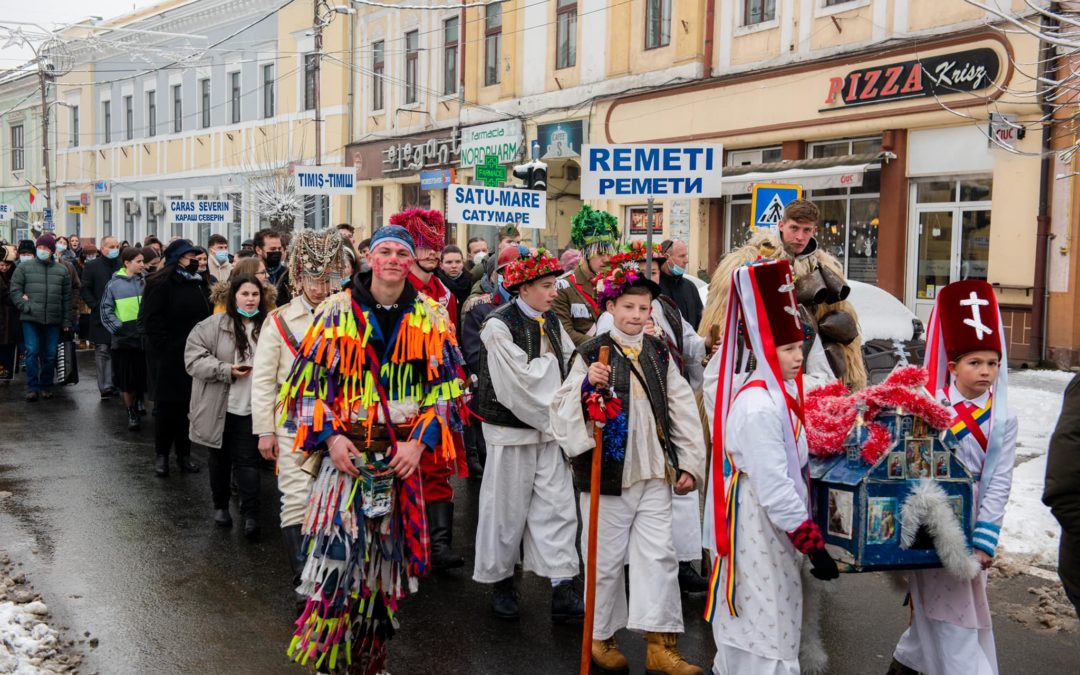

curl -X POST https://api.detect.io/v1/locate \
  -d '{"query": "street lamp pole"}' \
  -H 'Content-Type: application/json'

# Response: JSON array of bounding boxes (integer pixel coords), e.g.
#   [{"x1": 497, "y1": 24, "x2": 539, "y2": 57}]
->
[
  {"x1": 37, "y1": 59, "x2": 53, "y2": 230},
  {"x1": 313, "y1": 0, "x2": 323, "y2": 167}
]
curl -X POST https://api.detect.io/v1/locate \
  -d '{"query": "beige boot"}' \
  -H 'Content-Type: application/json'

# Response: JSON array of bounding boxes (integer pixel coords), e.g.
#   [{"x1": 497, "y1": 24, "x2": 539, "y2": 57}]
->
[
  {"x1": 591, "y1": 637, "x2": 629, "y2": 673},
  {"x1": 644, "y1": 632, "x2": 703, "y2": 675}
]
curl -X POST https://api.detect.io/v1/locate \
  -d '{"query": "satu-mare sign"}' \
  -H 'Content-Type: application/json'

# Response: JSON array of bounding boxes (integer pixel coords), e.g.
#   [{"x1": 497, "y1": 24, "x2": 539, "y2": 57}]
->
[
  {"x1": 580, "y1": 144, "x2": 723, "y2": 199},
  {"x1": 167, "y1": 199, "x2": 232, "y2": 224},
  {"x1": 294, "y1": 166, "x2": 357, "y2": 195},
  {"x1": 447, "y1": 184, "x2": 546, "y2": 229}
]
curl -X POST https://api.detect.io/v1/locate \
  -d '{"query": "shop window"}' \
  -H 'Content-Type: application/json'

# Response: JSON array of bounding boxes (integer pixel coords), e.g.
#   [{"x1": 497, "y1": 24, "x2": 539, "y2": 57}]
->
[
  {"x1": 169, "y1": 195, "x2": 183, "y2": 237},
  {"x1": 102, "y1": 199, "x2": 113, "y2": 237},
  {"x1": 402, "y1": 183, "x2": 431, "y2": 209},
  {"x1": 228, "y1": 192, "x2": 243, "y2": 250},
  {"x1": 556, "y1": 0, "x2": 577, "y2": 69},
  {"x1": 743, "y1": 0, "x2": 776, "y2": 26},
  {"x1": 145, "y1": 197, "x2": 158, "y2": 237},
  {"x1": 304, "y1": 195, "x2": 330, "y2": 230},
  {"x1": 959, "y1": 178, "x2": 993, "y2": 202},
  {"x1": 645, "y1": 0, "x2": 671, "y2": 49},
  {"x1": 123, "y1": 198, "x2": 135, "y2": 244},
  {"x1": 725, "y1": 146, "x2": 783, "y2": 249},
  {"x1": 443, "y1": 18, "x2": 459, "y2": 96},
  {"x1": 371, "y1": 186, "x2": 384, "y2": 229},
  {"x1": 485, "y1": 5, "x2": 502, "y2": 86},
  {"x1": 405, "y1": 31, "x2": 419, "y2": 104},
  {"x1": 372, "y1": 42, "x2": 385, "y2": 111}
]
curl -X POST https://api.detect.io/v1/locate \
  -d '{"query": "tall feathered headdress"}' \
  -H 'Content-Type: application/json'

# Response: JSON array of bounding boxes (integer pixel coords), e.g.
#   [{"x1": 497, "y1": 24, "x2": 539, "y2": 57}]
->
[{"x1": 570, "y1": 205, "x2": 620, "y2": 260}]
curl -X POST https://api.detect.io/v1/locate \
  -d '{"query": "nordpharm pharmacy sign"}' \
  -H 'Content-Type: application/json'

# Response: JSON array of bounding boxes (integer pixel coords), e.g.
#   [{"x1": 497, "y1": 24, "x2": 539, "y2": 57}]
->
[
  {"x1": 580, "y1": 144, "x2": 723, "y2": 199},
  {"x1": 460, "y1": 120, "x2": 523, "y2": 169}
]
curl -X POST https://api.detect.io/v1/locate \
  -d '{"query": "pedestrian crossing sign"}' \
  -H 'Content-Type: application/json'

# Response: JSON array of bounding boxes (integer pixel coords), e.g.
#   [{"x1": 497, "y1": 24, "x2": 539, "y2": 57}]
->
[{"x1": 751, "y1": 183, "x2": 803, "y2": 232}]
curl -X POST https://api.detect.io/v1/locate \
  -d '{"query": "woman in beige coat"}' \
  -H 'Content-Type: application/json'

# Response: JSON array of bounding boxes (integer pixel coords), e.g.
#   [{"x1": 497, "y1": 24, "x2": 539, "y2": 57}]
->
[{"x1": 184, "y1": 274, "x2": 271, "y2": 538}]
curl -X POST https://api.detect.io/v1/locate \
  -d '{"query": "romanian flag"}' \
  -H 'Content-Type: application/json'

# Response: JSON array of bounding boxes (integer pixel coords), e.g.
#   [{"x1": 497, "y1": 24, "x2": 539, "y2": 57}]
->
[{"x1": 28, "y1": 186, "x2": 37, "y2": 205}]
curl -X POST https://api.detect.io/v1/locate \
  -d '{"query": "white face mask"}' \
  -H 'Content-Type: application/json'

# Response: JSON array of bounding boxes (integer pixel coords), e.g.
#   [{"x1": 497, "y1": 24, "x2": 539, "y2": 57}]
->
[{"x1": 473, "y1": 251, "x2": 487, "y2": 266}]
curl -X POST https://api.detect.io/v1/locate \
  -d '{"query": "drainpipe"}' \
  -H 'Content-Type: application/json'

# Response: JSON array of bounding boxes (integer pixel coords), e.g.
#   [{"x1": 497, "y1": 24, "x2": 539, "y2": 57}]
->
[
  {"x1": 703, "y1": 0, "x2": 716, "y2": 78},
  {"x1": 1032, "y1": 10, "x2": 1057, "y2": 365}
]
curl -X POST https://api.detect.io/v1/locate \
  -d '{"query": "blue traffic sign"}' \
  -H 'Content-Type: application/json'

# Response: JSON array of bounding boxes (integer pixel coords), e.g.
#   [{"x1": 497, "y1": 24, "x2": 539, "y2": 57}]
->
[{"x1": 751, "y1": 183, "x2": 802, "y2": 231}]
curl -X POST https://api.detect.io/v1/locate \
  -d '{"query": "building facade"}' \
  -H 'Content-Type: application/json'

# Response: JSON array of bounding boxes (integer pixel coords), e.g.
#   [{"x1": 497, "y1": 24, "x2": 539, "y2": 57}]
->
[{"x1": 0, "y1": 70, "x2": 53, "y2": 243}]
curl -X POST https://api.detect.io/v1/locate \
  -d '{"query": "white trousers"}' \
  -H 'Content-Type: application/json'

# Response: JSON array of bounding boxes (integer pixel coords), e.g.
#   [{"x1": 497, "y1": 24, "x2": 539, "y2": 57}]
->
[
  {"x1": 894, "y1": 613, "x2": 998, "y2": 675},
  {"x1": 580, "y1": 478, "x2": 683, "y2": 640},
  {"x1": 671, "y1": 490, "x2": 703, "y2": 562},
  {"x1": 277, "y1": 434, "x2": 311, "y2": 528},
  {"x1": 472, "y1": 440, "x2": 579, "y2": 583},
  {"x1": 712, "y1": 644, "x2": 800, "y2": 675}
]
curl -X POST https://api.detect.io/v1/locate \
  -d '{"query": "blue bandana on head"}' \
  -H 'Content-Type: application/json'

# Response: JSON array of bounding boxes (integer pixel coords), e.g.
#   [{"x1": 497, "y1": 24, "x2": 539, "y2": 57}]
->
[{"x1": 369, "y1": 225, "x2": 416, "y2": 256}]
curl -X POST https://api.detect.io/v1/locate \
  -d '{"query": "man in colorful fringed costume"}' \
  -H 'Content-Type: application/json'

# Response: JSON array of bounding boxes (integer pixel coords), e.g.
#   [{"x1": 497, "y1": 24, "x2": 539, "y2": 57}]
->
[
  {"x1": 551, "y1": 262, "x2": 706, "y2": 675},
  {"x1": 394, "y1": 207, "x2": 466, "y2": 570},
  {"x1": 702, "y1": 258, "x2": 839, "y2": 675},
  {"x1": 552, "y1": 204, "x2": 620, "y2": 345},
  {"x1": 594, "y1": 242, "x2": 709, "y2": 594},
  {"x1": 700, "y1": 199, "x2": 866, "y2": 391},
  {"x1": 471, "y1": 248, "x2": 583, "y2": 623},
  {"x1": 252, "y1": 228, "x2": 346, "y2": 608},
  {"x1": 281, "y1": 224, "x2": 470, "y2": 674},
  {"x1": 890, "y1": 279, "x2": 1017, "y2": 675}
]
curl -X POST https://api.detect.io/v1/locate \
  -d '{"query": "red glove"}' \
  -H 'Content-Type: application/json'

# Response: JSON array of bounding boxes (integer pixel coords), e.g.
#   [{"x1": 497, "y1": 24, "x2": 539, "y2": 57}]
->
[{"x1": 787, "y1": 518, "x2": 825, "y2": 555}]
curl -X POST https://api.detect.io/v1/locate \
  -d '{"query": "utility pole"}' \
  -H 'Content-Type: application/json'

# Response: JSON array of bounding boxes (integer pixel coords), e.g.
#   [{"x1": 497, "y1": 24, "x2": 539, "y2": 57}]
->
[
  {"x1": 313, "y1": 0, "x2": 323, "y2": 166},
  {"x1": 38, "y1": 61, "x2": 53, "y2": 231}
]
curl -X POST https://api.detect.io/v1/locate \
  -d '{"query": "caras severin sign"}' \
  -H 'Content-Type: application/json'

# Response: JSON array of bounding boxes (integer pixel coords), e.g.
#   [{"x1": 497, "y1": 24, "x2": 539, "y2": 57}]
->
[{"x1": 822, "y1": 48, "x2": 1000, "y2": 110}]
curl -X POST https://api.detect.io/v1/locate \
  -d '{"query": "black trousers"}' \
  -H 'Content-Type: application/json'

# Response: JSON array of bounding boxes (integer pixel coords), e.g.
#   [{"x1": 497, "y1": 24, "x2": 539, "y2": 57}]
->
[
  {"x1": 208, "y1": 413, "x2": 260, "y2": 517},
  {"x1": 154, "y1": 402, "x2": 191, "y2": 459}
]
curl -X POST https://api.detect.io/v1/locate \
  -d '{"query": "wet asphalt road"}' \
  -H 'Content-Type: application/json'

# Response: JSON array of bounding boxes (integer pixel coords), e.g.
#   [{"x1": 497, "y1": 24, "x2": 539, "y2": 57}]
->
[{"x1": 0, "y1": 352, "x2": 1077, "y2": 674}]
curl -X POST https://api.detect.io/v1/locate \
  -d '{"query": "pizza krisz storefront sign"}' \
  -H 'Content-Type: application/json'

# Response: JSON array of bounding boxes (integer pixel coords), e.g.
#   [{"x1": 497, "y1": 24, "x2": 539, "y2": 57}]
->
[{"x1": 821, "y1": 47, "x2": 1001, "y2": 110}]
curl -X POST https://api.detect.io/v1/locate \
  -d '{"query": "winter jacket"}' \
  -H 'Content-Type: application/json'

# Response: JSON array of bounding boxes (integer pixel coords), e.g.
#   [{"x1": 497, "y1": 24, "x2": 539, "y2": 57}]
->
[
  {"x1": 184, "y1": 312, "x2": 257, "y2": 448},
  {"x1": 100, "y1": 269, "x2": 145, "y2": 350},
  {"x1": 81, "y1": 255, "x2": 122, "y2": 344},
  {"x1": 57, "y1": 258, "x2": 82, "y2": 327},
  {"x1": 0, "y1": 270, "x2": 21, "y2": 344},
  {"x1": 1045, "y1": 373, "x2": 1080, "y2": 604},
  {"x1": 9, "y1": 257, "x2": 72, "y2": 328},
  {"x1": 140, "y1": 268, "x2": 212, "y2": 403},
  {"x1": 658, "y1": 269, "x2": 703, "y2": 332}
]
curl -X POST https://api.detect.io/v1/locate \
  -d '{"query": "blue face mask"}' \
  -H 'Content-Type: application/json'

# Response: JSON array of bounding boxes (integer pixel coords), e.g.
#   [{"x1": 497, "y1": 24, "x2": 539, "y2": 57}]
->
[
  {"x1": 106, "y1": 249, "x2": 120, "y2": 259},
  {"x1": 237, "y1": 307, "x2": 260, "y2": 318},
  {"x1": 214, "y1": 250, "x2": 230, "y2": 263},
  {"x1": 19, "y1": 255, "x2": 33, "y2": 264},
  {"x1": 56, "y1": 243, "x2": 67, "y2": 252},
  {"x1": 669, "y1": 264, "x2": 686, "y2": 277},
  {"x1": 36, "y1": 250, "x2": 51, "y2": 261}
]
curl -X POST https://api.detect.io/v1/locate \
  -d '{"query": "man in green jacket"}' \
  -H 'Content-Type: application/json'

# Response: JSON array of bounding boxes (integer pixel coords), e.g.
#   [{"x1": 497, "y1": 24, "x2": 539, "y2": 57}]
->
[{"x1": 8, "y1": 234, "x2": 72, "y2": 401}]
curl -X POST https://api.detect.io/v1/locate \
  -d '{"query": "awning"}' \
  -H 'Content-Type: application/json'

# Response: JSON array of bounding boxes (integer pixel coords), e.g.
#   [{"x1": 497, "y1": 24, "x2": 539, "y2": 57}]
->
[{"x1": 721, "y1": 151, "x2": 896, "y2": 196}]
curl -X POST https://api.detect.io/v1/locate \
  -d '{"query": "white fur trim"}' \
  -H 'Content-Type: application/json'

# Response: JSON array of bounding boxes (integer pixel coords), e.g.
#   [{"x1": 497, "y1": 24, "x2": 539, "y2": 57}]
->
[{"x1": 900, "y1": 480, "x2": 980, "y2": 580}]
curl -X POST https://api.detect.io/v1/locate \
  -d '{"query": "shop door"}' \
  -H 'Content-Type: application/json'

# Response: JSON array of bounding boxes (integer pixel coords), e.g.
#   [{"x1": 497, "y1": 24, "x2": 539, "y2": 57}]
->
[{"x1": 908, "y1": 205, "x2": 992, "y2": 324}]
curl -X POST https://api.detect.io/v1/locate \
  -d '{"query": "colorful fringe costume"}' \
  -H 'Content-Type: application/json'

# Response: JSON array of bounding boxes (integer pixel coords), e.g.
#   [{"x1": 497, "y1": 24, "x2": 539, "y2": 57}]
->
[{"x1": 281, "y1": 287, "x2": 469, "y2": 674}]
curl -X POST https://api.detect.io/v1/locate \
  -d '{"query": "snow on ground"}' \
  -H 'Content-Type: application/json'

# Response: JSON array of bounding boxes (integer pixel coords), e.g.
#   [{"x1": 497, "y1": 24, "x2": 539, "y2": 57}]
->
[{"x1": 999, "y1": 369, "x2": 1075, "y2": 568}]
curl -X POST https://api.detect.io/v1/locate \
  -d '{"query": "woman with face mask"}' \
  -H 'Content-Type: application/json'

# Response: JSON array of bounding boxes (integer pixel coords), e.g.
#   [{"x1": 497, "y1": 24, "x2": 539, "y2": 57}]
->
[
  {"x1": 184, "y1": 274, "x2": 270, "y2": 538},
  {"x1": 141, "y1": 240, "x2": 212, "y2": 478}
]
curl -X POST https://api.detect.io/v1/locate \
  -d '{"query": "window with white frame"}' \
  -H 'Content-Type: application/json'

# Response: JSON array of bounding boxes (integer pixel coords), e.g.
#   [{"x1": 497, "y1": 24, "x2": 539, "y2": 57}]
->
[
  {"x1": 227, "y1": 192, "x2": 243, "y2": 250},
  {"x1": 230, "y1": 72, "x2": 241, "y2": 124},
  {"x1": 103, "y1": 101, "x2": 111, "y2": 143},
  {"x1": 172, "y1": 84, "x2": 182, "y2": 133},
  {"x1": 556, "y1": 0, "x2": 577, "y2": 70},
  {"x1": 645, "y1": 0, "x2": 671, "y2": 49},
  {"x1": 725, "y1": 146, "x2": 782, "y2": 250},
  {"x1": 147, "y1": 91, "x2": 156, "y2": 137},
  {"x1": 145, "y1": 197, "x2": 158, "y2": 237},
  {"x1": 101, "y1": 199, "x2": 113, "y2": 237},
  {"x1": 263, "y1": 64, "x2": 275, "y2": 118},
  {"x1": 200, "y1": 78, "x2": 211, "y2": 128},
  {"x1": 124, "y1": 96, "x2": 133, "y2": 140},
  {"x1": 404, "y1": 30, "x2": 419, "y2": 104},
  {"x1": 743, "y1": 0, "x2": 776, "y2": 25},
  {"x1": 443, "y1": 18, "x2": 459, "y2": 96},
  {"x1": 371, "y1": 186, "x2": 383, "y2": 229},
  {"x1": 485, "y1": 5, "x2": 502, "y2": 86},
  {"x1": 808, "y1": 137, "x2": 882, "y2": 284},
  {"x1": 10, "y1": 124, "x2": 24, "y2": 170},
  {"x1": 372, "y1": 41, "x2": 385, "y2": 110},
  {"x1": 304, "y1": 54, "x2": 317, "y2": 111},
  {"x1": 70, "y1": 105, "x2": 79, "y2": 147},
  {"x1": 123, "y1": 197, "x2": 135, "y2": 243}
]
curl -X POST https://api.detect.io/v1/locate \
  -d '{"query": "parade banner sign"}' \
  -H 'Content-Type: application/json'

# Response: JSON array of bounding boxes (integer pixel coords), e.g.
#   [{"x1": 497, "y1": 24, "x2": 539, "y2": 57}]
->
[
  {"x1": 580, "y1": 144, "x2": 723, "y2": 199},
  {"x1": 751, "y1": 183, "x2": 803, "y2": 232},
  {"x1": 167, "y1": 199, "x2": 232, "y2": 225},
  {"x1": 447, "y1": 184, "x2": 546, "y2": 229},
  {"x1": 0, "y1": 204, "x2": 11, "y2": 222},
  {"x1": 294, "y1": 166, "x2": 357, "y2": 195},
  {"x1": 460, "y1": 120, "x2": 523, "y2": 169}
]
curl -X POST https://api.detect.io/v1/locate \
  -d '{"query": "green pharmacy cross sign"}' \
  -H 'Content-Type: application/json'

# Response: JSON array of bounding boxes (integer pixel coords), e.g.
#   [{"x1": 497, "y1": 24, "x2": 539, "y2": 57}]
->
[{"x1": 475, "y1": 154, "x2": 507, "y2": 187}]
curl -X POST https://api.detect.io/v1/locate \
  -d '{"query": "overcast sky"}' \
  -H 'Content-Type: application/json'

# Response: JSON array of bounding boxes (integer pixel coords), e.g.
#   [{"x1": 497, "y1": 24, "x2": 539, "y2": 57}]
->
[{"x1": 1, "y1": 1, "x2": 161, "y2": 67}]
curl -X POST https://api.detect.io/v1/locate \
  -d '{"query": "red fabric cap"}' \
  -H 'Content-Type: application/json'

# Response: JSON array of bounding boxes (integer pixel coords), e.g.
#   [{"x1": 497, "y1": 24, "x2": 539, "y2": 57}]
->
[
  {"x1": 937, "y1": 280, "x2": 1003, "y2": 361},
  {"x1": 750, "y1": 259, "x2": 804, "y2": 347},
  {"x1": 496, "y1": 244, "x2": 523, "y2": 270}
]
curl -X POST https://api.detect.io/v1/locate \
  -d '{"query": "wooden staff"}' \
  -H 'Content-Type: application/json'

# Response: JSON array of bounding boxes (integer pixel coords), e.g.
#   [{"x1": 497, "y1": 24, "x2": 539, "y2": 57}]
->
[{"x1": 580, "y1": 345, "x2": 610, "y2": 675}]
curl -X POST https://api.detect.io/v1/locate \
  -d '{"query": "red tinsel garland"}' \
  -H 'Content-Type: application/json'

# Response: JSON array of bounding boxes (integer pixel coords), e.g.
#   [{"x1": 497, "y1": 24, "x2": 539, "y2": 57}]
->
[{"x1": 805, "y1": 365, "x2": 953, "y2": 463}]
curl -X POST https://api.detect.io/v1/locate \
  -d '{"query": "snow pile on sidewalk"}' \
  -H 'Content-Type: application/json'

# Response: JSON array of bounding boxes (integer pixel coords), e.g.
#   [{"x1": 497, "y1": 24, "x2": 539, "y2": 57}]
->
[
  {"x1": 0, "y1": 555, "x2": 81, "y2": 674},
  {"x1": 998, "y1": 369, "x2": 1074, "y2": 568}
]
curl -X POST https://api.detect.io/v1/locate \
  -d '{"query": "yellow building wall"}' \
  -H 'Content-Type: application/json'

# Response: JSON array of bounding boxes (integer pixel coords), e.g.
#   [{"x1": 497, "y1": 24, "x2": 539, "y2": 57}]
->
[{"x1": 808, "y1": 3, "x2": 875, "y2": 52}]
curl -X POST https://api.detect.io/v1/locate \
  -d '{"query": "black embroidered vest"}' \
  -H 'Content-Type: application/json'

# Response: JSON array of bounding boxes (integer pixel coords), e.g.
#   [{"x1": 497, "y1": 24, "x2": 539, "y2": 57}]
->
[
  {"x1": 476, "y1": 301, "x2": 568, "y2": 429},
  {"x1": 571, "y1": 333, "x2": 678, "y2": 496}
]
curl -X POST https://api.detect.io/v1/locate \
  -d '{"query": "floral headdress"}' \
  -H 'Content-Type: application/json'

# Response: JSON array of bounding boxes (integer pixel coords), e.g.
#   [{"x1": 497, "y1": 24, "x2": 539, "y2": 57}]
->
[
  {"x1": 570, "y1": 205, "x2": 621, "y2": 260},
  {"x1": 592, "y1": 262, "x2": 660, "y2": 307},
  {"x1": 609, "y1": 240, "x2": 666, "y2": 268},
  {"x1": 503, "y1": 248, "x2": 563, "y2": 291}
]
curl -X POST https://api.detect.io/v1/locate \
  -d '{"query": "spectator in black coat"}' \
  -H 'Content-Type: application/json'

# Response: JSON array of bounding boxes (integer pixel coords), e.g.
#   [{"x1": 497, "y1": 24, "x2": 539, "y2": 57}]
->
[
  {"x1": 658, "y1": 238, "x2": 703, "y2": 330},
  {"x1": 1045, "y1": 373, "x2": 1080, "y2": 620},
  {"x1": 81, "y1": 236, "x2": 121, "y2": 397},
  {"x1": 140, "y1": 239, "x2": 211, "y2": 477}
]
